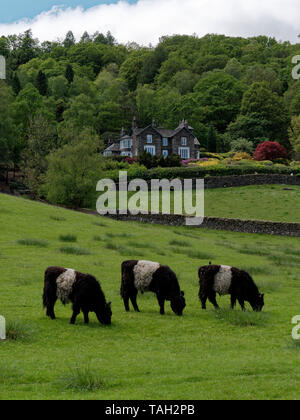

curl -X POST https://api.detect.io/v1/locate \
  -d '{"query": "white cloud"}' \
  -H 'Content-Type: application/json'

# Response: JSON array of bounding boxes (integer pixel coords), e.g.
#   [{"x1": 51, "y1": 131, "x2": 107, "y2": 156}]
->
[{"x1": 0, "y1": 0, "x2": 300, "y2": 45}]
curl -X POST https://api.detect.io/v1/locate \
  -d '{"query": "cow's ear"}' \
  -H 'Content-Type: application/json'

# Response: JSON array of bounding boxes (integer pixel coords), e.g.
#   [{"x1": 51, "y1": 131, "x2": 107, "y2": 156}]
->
[
  {"x1": 181, "y1": 291, "x2": 185, "y2": 297},
  {"x1": 108, "y1": 302, "x2": 112, "y2": 307}
]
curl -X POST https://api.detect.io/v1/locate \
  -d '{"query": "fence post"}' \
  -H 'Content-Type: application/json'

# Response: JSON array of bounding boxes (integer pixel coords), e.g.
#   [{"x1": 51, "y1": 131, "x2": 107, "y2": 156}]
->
[{"x1": 0, "y1": 316, "x2": 6, "y2": 340}]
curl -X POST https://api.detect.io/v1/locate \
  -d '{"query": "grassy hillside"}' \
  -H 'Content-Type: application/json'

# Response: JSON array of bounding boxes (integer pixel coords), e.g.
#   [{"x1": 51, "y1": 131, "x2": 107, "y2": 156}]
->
[
  {"x1": 114, "y1": 184, "x2": 300, "y2": 222},
  {"x1": 0, "y1": 193, "x2": 300, "y2": 400}
]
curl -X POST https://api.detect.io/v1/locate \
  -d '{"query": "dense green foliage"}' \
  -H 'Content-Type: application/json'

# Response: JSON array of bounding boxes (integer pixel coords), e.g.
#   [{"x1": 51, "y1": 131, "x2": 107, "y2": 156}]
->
[{"x1": 1, "y1": 30, "x2": 300, "y2": 199}]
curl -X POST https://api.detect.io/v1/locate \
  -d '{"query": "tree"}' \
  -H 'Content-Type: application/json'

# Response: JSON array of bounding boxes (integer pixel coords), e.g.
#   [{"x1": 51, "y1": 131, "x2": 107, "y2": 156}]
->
[
  {"x1": 0, "y1": 81, "x2": 19, "y2": 176},
  {"x1": 63, "y1": 31, "x2": 76, "y2": 48},
  {"x1": 253, "y1": 141, "x2": 287, "y2": 161},
  {"x1": 65, "y1": 63, "x2": 74, "y2": 85},
  {"x1": 207, "y1": 123, "x2": 218, "y2": 152},
  {"x1": 36, "y1": 70, "x2": 48, "y2": 96},
  {"x1": 193, "y1": 71, "x2": 244, "y2": 131},
  {"x1": 241, "y1": 82, "x2": 290, "y2": 149},
  {"x1": 43, "y1": 134, "x2": 102, "y2": 208},
  {"x1": 12, "y1": 73, "x2": 21, "y2": 95},
  {"x1": 23, "y1": 113, "x2": 57, "y2": 195},
  {"x1": 289, "y1": 115, "x2": 300, "y2": 160},
  {"x1": 230, "y1": 138, "x2": 254, "y2": 154}
]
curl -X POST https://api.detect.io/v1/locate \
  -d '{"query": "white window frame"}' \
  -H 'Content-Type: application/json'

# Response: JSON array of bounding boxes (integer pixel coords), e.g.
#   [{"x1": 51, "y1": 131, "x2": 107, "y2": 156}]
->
[
  {"x1": 147, "y1": 134, "x2": 153, "y2": 144},
  {"x1": 179, "y1": 147, "x2": 190, "y2": 159},
  {"x1": 163, "y1": 137, "x2": 168, "y2": 147},
  {"x1": 144, "y1": 145, "x2": 156, "y2": 156},
  {"x1": 181, "y1": 137, "x2": 187, "y2": 146},
  {"x1": 162, "y1": 150, "x2": 169, "y2": 159},
  {"x1": 120, "y1": 139, "x2": 133, "y2": 149}
]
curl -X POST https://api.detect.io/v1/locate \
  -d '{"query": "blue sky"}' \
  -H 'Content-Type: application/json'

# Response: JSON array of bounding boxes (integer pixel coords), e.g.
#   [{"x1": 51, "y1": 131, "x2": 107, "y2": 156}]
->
[{"x1": 1, "y1": 0, "x2": 137, "y2": 23}]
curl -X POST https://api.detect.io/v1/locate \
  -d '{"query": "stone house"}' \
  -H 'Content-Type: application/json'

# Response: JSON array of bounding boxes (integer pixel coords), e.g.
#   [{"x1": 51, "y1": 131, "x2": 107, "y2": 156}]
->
[{"x1": 104, "y1": 118, "x2": 200, "y2": 159}]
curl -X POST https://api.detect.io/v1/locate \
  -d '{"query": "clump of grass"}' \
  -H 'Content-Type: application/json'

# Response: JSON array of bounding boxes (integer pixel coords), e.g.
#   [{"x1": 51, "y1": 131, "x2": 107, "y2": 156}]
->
[
  {"x1": 93, "y1": 235, "x2": 102, "y2": 242},
  {"x1": 5, "y1": 320, "x2": 34, "y2": 341},
  {"x1": 287, "y1": 339, "x2": 300, "y2": 350},
  {"x1": 212, "y1": 308, "x2": 268, "y2": 327},
  {"x1": 238, "y1": 246, "x2": 269, "y2": 257},
  {"x1": 92, "y1": 221, "x2": 108, "y2": 227},
  {"x1": 105, "y1": 242, "x2": 145, "y2": 257},
  {"x1": 17, "y1": 239, "x2": 48, "y2": 248},
  {"x1": 241, "y1": 266, "x2": 274, "y2": 276},
  {"x1": 59, "y1": 246, "x2": 91, "y2": 256},
  {"x1": 60, "y1": 364, "x2": 107, "y2": 392},
  {"x1": 50, "y1": 215, "x2": 66, "y2": 222},
  {"x1": 186, "y1": 250, "x2": 213, "y2": 260},
  {"x1": 170, "y1": 247, "x2": 213, "y2": 261},
  {"x1": 59, "y1": 234, "x2": 77, "y2": 243},
  {"x1": 256, "y1": 280, "x2": 281, "y2": 293},
  {"x1": 169, "y1": 239, "x2": 191, "y2": 248},
  {"x1": 103, "y1": 232, "x2": 133, "y2": 239}
]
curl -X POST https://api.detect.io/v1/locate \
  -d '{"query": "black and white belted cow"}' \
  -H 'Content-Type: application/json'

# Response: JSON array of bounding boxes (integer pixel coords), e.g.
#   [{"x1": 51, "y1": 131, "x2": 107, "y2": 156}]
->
[
  {"x1": 198, "y1": 264, "x2": 264, "y2": 312},
  {"x1": 121, "y1": 260, "x2": 186, "y2": 316},
  {"x1": 43, "y1": 267, "x2": 112, "y2": 325}
]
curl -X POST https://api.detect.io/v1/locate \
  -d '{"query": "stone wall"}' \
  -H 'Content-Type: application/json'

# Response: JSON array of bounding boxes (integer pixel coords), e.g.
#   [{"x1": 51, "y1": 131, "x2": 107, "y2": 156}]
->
[
  {"x1": 104, "y1": 213, "x2": 300, "y2": 237},
  {"x1": 203, "y1": 174, "x2": 300, "y2": 189}
]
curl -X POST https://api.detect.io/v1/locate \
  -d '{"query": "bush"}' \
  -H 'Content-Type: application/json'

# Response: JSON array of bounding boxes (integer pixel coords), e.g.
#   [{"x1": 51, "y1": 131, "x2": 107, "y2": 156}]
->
[
  {"x1": 230, "y1": 138, "x2": 254, "y2": 154},
  {"x1": 232, "y1": 152, "x2": 253, "y2": 161},
  {"x1": 254, "y1": 141, "x2": 288, "y2": 162}
]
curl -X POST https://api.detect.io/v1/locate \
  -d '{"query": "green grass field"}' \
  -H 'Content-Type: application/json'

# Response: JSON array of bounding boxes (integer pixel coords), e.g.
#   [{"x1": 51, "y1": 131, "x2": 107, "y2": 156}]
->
[
  {"x1": 107, "y1": 184, "x2": 300, "y2": 223},
  {"x1": 1, "y1": 193, "x2": 300, "y2": 400}
]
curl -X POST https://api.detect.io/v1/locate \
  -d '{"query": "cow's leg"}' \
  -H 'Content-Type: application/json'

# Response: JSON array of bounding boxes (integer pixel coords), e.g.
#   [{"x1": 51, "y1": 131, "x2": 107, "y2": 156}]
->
[
  {"x1": 123, "y1": 295, "x2": 130, "y2": 312},
  {"x1": 231, "y1": 295, "x2": 237, "y2": 310},
  {"x1": 208, "y1": 291, "x2": 219, "y2": 309},
  {"x1": 82, "y1": 308, "x2": 90, "y2": 324},
  {"x1": 238, "y1": 298, "x2": 246, "y2": 311},
  {"x1": 199, "y1": 288, "x2": 208, "y2": 310},
  {"x1": 46, "y1": 299, "x2": 57, "y2": 320},
  {"x1": 70, "y1": 303, "x2": 81, "y2": 325},
  {"x1": 130, "y1": 290, "x2": 140, "y2": 313},
  {"x1": 157, "y1": 293, "x2": 165, "y2": 315}
]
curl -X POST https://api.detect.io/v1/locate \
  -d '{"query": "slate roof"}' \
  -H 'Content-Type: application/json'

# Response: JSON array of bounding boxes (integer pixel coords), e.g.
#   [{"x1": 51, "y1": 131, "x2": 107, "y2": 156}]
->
[{"x1": 104, "y1": 143, "x2": 120, "y2": 152}]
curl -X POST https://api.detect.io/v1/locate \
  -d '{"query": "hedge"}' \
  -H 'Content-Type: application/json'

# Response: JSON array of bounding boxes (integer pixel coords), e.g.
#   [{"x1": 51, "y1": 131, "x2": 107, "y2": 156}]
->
[{"x1": 105, "y1": 164, "x2": 300, "y2": 183}]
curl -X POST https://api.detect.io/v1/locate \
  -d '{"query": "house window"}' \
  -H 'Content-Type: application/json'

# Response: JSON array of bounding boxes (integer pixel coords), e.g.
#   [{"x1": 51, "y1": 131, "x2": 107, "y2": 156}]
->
[
  {"x1": 144, "y1": 145, "x2": 156, "y2": 156},
  {"x1": 163, "y1": 138, "x2": 168, "y2": 147},
  {"x1": 179, "y1": 147, "x2": 190, "y2": 159},
  {"x1": 121, "y1": 152, "x2": 133, "y2": 157},
  {"x1": 120, "y1": 139, "x2": 133, "y2": 149},
  {"x1": 147, "y1": 134, "x2": 153, "y2": 144},
  {"x1": 181, "y1": 137, "x2": 187, "y2": 146},
  {"x1": 163, "y1": 150, "x2": 168, "y2": 159}
]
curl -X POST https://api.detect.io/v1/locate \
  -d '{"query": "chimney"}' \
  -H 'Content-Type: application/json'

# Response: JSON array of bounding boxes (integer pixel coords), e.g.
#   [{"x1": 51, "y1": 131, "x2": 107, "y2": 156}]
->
[
  {"x1": 121, "y1": 127, "x2": 126, "y2": 137},
  {"x1": 152, "y1": 117, "x2": 156, "y2": 127},
  {"x1": 184, "y1": 120, "x2": 189, "y2": 129}
]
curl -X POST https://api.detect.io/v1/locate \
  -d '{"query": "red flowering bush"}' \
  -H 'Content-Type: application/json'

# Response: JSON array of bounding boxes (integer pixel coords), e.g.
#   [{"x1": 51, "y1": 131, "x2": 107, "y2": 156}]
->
[
  {"x1": 125, "y1": 157, "x2": 138, "y2": 165},
  {"x1": 254, "y1": 141, "x2": 287, "y2": 162}
]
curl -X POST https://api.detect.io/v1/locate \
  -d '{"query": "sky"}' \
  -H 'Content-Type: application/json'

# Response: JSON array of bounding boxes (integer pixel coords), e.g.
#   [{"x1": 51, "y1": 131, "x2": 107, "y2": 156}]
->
[{"x1": 0, "y1": 0, "x2": 300, "y2": 45}]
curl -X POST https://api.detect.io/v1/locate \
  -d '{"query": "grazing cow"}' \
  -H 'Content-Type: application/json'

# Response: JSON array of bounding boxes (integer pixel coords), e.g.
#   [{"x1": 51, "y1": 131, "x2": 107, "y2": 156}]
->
[
  {"x1": 121, "y1": 260, "x2": 186, "y2": 316},
  {"x1": 198, "y1": 265, "x2": 264, "y2": 312},
  {"x1": 43, "y1": 267, "x2": 112, "y2": 325}
]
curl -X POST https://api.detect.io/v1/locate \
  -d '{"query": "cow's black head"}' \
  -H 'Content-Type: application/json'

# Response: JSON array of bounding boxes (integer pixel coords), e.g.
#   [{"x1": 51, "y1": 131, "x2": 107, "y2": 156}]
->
[
  {"x1": 252, "y1": 294, "x2": 265, "y2": 312},
  {"x1": 171, "y1": 291, "x2": 186, "y2": 316},
  {"x1": 98, "y1": 302, "x2": 112, "y2": 325}
]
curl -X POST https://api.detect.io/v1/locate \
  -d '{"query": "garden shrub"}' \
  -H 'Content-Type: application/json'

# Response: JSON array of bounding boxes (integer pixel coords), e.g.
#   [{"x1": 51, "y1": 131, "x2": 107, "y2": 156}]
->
[{"x1": 254, "y1": 141, "x2": 288, "y2": 162}]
